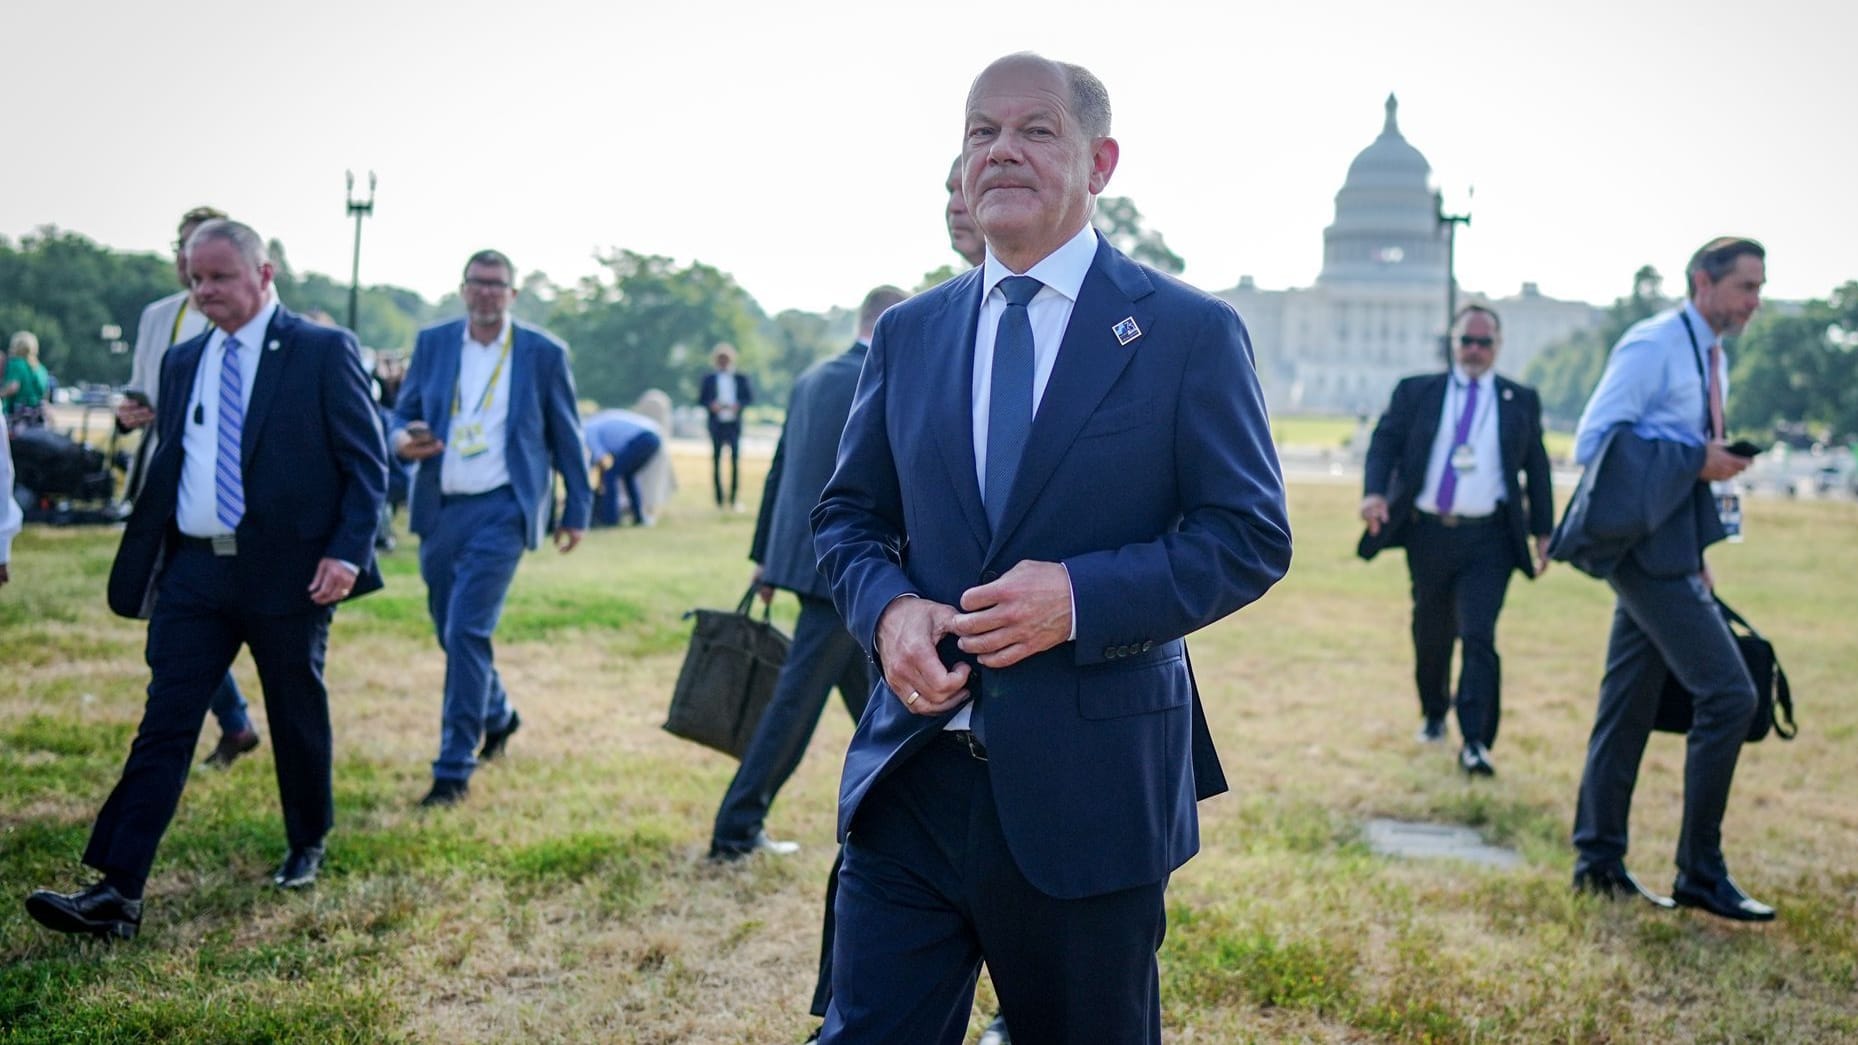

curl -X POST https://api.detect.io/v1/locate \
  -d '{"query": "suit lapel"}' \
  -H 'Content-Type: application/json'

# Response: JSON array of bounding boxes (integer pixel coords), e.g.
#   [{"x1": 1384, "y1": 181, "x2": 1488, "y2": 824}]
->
[
  {"x1": 430, "y1": 321, "x2": 464, "y2": 444},
  {"x1": 985, "y1": 241, "x2": 1149, "y2": 558},
  {"x1": 927, "y1": 271, "x2": 990, "y2": 551},
  {"x1": 1496, "y1": 377, "x2": 1523, "y2": 467},
  {"x1": 507, "y1": 322, "x2": 534, "y2": 452},
  {"x1": 241, "y1": 308, "x2": 294, "y2": 466}
]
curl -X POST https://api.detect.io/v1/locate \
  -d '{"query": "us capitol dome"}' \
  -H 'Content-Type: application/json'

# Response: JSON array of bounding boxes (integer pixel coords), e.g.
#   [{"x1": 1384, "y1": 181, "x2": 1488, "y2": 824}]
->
[{"x1": 1219, "y1": 96, "x2": 1600, "y2": 416}]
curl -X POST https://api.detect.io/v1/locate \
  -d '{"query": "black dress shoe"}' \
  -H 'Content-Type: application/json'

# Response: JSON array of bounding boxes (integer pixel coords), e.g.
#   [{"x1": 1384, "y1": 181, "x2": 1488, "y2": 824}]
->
[
  {"x1": 707, "y1": 829, "x2": 801, "y2": 863},
  {"x1": 419, "y1": 778, "x2": 469, "y2": 808},
  {"x1": 479, "y1": 709, "x2": 522, "y2": 760},
  {"x1": 202, "y1": 727, "x2": 261, "y2": 770},
  {"x1": 1416, "y1": 717, "x2": 1447, "y2": 744},
  {"x1": 274, "y1": 844, "x2": 325, "y2": 889},
  {"x1": 1672, "y1": 872, "x2": 1776, "y2": 922},
  {"x1": 1458, "y1": 742, "x2": 1495, "y2": 777},
  {"x1": 1572, "y1": 863, "x2": 1677, "y2": 908},
  {"x1": 25, "y1": 882, "x2": 142, "y2": 940}
]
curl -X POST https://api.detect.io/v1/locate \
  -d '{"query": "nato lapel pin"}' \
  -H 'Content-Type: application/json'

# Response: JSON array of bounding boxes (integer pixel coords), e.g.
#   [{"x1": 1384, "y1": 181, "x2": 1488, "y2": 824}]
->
[{"x1": 1112, "y1": 317, "x2": 1142, "y2": 346}]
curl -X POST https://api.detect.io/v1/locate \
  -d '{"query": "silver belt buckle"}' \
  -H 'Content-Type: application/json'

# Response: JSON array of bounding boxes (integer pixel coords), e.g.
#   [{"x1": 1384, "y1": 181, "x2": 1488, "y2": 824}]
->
[
  {"x1": 1438, "y1": 513, "x2": 1460, "y2": 527},
  {"x1": 210, "y1": 535, "x2": 238, "y2": 557},
  {"x1": 957, "y1": 731, "x2": 988, "y2": 762}
]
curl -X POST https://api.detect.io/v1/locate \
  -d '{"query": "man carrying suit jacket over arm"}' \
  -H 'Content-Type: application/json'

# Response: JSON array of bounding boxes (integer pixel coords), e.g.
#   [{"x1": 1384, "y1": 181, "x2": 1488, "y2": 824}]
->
[
  {"x1": 811, "y1": 54, "x2": 1292, "y2": 1044},
  {"x1": 26, "y1": 220, "x2": 387, "y2": 939},
  {"x1": 390, "y1": 249, "x2": 591, "y2": 809},
  {"x1": 1357, "y1": 305, "x2": 1553, "y2": 775}
]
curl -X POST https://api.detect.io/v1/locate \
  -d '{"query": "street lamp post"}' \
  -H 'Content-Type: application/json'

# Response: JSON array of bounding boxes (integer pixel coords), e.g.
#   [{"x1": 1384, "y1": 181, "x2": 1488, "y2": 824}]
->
[
  {"x1": 345, "y1": 170, "x2": 377, "y2": 334},
  {"x1": 1435, "y1": 187, "x2": 1472, "y2": 364}
]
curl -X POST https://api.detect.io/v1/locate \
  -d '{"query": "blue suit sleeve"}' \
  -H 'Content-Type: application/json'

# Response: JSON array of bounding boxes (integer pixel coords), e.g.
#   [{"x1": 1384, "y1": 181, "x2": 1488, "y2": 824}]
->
[
  {"x1": 541, "y1": 340, "x2": 592, "y2": 531},
  {"x1": 1062, "y1": 300, "x2": 1292, "y2": 666},
  {"x1": 322, "y1": 332, "x2": 389, "y2": 566},
  {"x1": 812, "y1": 316, "x2": 917, "y2": 655},
  {"x1": 390, "y1": 329, "x2": 432, "y2": 441}
]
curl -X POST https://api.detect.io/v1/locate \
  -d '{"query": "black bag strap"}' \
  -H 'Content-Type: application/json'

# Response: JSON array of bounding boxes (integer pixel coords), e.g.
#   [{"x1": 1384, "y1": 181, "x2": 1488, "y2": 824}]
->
[
  {"x1": 1714, "y1": 595, "x2": 1797, "y2": 741},
  {"x1": 736, "y1": 583, "x2": 774, "y2": 622}
]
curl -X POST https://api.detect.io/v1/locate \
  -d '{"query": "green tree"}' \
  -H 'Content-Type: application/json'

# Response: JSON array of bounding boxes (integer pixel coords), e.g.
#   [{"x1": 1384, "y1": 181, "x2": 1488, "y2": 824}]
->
[
  {"x1": 547, "y1": 250, "x2": 766, "y2": 409},
  {"x1": 1092, "y1": 196, "x2": 1184, "y2": 275},
  {"x1": 0, "y1": 227, "x2": 173, "y2": 387},
  {"x1": 761, "y1": 308, "x2": 844, "y2": 411}
]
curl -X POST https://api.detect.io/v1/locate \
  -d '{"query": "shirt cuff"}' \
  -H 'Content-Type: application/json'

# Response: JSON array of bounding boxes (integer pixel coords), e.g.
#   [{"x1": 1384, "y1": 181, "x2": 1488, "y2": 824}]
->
[{"x1": 1061, "y1": 561, "x2": 1077, "y2": 642}]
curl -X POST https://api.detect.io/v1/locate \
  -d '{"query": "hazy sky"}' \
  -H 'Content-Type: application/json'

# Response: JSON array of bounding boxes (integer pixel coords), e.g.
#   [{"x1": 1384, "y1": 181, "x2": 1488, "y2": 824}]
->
[{"x1": 7, "y1": 0, "x2": 1849, "y2": 318}]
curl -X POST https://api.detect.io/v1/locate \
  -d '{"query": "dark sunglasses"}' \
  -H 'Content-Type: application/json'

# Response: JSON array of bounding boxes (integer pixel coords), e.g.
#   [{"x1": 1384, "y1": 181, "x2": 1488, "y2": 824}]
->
[
  {"x1": 463, "y1": 278, "x2": 512, "y2": 291},
  {"x1": 1458, "y1": 335, "x2": 1495, "y2": 349}
]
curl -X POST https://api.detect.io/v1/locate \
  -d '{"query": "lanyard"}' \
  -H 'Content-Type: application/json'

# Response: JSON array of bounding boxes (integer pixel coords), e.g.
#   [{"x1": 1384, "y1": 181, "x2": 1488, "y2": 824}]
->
[
  {"x1": 1677, "y1": 311, "x2": 1716, "y2": 439},
  {"x1": 170, "y1": 299, "x2": 192, "y2": 346},
  {"x1": 451, "y1": 324, "x2": 514, "y2": 419}
]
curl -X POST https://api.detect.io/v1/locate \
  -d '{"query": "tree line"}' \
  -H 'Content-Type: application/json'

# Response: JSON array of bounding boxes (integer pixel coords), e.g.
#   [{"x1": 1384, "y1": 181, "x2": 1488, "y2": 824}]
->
[{"x1": 1525, "y1": 267, "x2": 1858, "y2": 444}]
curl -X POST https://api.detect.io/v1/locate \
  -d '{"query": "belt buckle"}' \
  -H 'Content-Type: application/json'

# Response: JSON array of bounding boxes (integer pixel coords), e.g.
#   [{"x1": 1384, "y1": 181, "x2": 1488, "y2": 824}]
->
[
  {"x1": 1438, "y1": 513, "x2": 1460, "y2": 528},
  {"x1": 958, "y1": 731, "x2": 988, "y2": 762},
  {"x1": 210, "y1": 535, "x2": 238, "y2": 557}
]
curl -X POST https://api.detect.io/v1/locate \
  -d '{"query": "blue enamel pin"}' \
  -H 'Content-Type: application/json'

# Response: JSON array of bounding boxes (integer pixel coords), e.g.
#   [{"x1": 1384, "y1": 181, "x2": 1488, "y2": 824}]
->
[{"x1": 1112, "y1": 317, "x2": 1142, "y2": 346}]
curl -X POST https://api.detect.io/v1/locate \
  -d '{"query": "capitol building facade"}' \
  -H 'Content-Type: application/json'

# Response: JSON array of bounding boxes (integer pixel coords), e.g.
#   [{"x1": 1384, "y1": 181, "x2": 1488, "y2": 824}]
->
[{"x1": 1218, "y1": 96, "x2": 1602, "y2": 416}]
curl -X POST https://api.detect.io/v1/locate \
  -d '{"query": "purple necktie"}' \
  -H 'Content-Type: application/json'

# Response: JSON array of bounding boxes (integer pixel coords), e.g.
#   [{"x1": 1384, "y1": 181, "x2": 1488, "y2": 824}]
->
[{"x1": 1435, "y1": 378, "x2": 1478, "y2": 516}]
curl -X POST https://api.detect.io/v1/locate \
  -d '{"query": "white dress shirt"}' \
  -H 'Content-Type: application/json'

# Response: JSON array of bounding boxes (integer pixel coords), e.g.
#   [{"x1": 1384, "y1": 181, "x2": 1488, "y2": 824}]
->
[
  {"x1": 1416, "y1": 367, "x2": 1505, "y2": 518},
  {"x1": 177, "y1": 301, "x2": 275, "y2": 537},
  {"x1": 440, "y1": 320, "x2": 515, "y2": 496},
  {"x1": 945, "y1": 223, "x2": 1098, "y2": 729},
  {"x1": 711, "y1": 367, "x2": 740, "y2": 422}
]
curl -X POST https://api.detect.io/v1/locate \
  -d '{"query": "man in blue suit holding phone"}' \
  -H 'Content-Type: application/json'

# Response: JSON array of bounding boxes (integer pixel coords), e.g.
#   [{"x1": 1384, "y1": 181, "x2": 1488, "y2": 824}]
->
[
  {"x1": 391, "y1": 249, "x2": 591, "y2": 808},
  {"x1": 811, "y1": 53, "x2": 1291, "y2": 1043}
]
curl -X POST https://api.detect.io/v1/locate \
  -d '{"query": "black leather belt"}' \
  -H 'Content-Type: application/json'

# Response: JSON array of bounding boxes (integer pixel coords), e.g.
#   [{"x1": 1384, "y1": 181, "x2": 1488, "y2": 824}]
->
[
  {"x1": 943, "y1": 730, "x2": 989, "y2": 761},
  {"x1": 178, "y1": 534, "x2": 238, "y2": 557},
  {"x1": 439, "y1": 485, "x2": 513, "y2": 508},
  {"x1": 1416, "y1": 510, "x2": 1500, "y2": 529}
]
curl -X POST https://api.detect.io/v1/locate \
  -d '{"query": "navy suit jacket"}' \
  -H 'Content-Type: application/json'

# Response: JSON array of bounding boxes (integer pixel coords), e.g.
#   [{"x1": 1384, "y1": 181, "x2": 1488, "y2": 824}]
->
[
  {"x1": 699, "y1": 370, "x2": 753, "y2": 417},
  {"x1": 1357, "y1": 372, "x2": 1554, "y2": 576},
  {"x1": 813, "y1": 235, "x2": 1292, "y2": 900},
  {"x1": 1548, "y1": 424, "x2": 1722, "y2": 579},
  {"x1": 108, "y1": 306, "x2": 388, "y2": 618},
  {"x1": 393, "y1": 318, "x2": 592, "y2": 549}
]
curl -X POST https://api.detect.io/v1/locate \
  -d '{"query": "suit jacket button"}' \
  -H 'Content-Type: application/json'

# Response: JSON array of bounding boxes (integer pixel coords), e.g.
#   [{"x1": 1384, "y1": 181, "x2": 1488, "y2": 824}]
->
[
  {"x1": 1103, "y1": 646, "x2": 1116, "y2": 659},
  {"x1": 980, "y1": 570, "x2": 1000, "y2": 584},
  {"x1": 1141, "y1": 640, "x2": 1153, "y2": 652}
]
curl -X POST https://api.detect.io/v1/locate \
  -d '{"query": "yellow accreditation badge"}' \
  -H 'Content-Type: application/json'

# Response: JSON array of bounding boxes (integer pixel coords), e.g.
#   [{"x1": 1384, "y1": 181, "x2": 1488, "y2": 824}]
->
[{"x1": 450, "y1": 325, "x2": 513, "y2": 460}]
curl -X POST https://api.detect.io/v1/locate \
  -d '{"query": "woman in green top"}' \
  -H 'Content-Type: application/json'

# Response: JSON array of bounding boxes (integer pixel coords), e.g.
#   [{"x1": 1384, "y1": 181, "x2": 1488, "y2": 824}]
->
[{"x1": 3, "y1": 331, "x2": 50, "y2": 424}]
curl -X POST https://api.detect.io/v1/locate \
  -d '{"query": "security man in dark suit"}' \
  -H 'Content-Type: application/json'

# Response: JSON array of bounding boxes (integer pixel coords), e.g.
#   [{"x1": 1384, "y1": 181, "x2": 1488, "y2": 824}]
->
[
  {"x1": 708, "y1": 285, "x2": 909, "y2": 863},
  {"x1": 1358, "y1": 305, "x2": 1553, "y2": 776},
  {"x1": 26, "y1": 220, "x2": 387, "y2": 939}
]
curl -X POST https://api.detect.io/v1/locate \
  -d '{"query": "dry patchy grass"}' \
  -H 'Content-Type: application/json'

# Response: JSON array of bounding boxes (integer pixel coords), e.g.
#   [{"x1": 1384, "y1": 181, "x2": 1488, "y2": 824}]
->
[{"x1": 2, "y1": 447, "x2": 1855, "y2": 1043}]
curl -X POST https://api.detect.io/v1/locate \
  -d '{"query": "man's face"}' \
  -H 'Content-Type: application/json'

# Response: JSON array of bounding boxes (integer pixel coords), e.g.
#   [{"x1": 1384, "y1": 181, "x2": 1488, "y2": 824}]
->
[
  {"x1": 187, "y1": 237, "x2": 273, "y2": 331},
  {"x1": 713, "y1": 346, "x2": 735, "y2": 370},
  {"x1": 462, "y1": 261, "x2": 516, "y2": 330},
  {"x1": 173, "y1": 220, "x2": 205, "y2": 288},
  {"x1": 945, "y1": 161, "x2": 983, "y2": 267},
  {"x1": 960, "y1": 57, "x2": 1116, "y2": 266},
  {"x1": 1453, "y1": 311, "x2": 1500, "y2": 379},
  {"x1": 1693, "y1": 255, "x2": 1765, "y2": 336}
]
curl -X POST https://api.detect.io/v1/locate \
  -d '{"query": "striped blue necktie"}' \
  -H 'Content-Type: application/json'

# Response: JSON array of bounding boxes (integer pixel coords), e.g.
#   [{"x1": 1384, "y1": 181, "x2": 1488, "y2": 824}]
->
[{"x1": 215, "y1": 336, "x2": 245, "y2": 529}]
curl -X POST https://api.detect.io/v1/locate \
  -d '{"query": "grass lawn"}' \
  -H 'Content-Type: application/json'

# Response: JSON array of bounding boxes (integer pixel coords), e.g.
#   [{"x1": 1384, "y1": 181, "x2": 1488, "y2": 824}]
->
[{"x1": 2, "y1": 448, "x2": 1854, "y2": 1043}]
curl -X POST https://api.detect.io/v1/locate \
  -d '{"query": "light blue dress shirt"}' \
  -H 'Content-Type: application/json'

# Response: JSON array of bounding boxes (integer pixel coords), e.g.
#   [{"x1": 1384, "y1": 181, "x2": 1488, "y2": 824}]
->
[{"x1": 1574, "y1": 300, "x2": 1728, "y2": 465}]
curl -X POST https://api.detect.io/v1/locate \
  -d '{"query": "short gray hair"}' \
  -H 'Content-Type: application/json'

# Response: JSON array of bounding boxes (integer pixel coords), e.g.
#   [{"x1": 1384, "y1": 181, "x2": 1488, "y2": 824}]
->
[
  {"x1": 186, "y1": 219, "x2": 269, "y2": 268},
  {"x1": 1060, "y1": 61, "x2": 1111, "y2": 140},
  {"x1": 1686, "y1": 237, "x2": 1765, "y2": 297}
]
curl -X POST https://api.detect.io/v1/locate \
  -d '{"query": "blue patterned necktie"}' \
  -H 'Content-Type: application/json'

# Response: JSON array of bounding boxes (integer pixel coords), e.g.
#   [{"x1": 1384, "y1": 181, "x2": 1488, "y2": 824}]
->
[
  {"x1": 985, "y1": 276, "x2": 1043, "y2": 531},
  {"x1": 215, "y1": 336, "x2": 245, "y2": 529}
]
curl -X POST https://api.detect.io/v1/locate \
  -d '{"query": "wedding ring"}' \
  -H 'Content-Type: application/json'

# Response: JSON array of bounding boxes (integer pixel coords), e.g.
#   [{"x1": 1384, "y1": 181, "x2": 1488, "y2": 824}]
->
[{"x1": 905, "y1": 690, "x2": 921, "y2": 706}]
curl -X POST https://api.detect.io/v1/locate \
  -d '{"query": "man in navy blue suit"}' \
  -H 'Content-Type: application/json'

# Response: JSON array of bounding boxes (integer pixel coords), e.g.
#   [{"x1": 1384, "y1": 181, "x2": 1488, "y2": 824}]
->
[
  {"x1": 391, "y1": 250, "x2": 591, "y2": 808},
  {"x1": 26, "y1": 220, "x2": 387, "y2": 939},
  {"x1": 811, "y1": 54, "x2": 1292, "y2": 1043},
  {"x1": 699, "y1": 343, "x2": 754, "y2": 510}
]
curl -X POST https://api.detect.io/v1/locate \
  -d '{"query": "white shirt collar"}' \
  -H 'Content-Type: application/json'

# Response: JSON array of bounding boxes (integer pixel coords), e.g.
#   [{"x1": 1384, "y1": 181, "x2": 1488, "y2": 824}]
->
[
  {"x1": 1450, "y1": 365, "x2": 1494, "y2": 390},
  {"x1": 981, "y1": 224, "x2": 1099, "y2": 304}
]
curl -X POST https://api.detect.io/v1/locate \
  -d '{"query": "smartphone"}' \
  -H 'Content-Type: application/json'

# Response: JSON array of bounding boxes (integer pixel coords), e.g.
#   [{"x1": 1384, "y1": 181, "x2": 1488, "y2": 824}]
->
[
  {"x1": 1725, "y1": 440, "x2": 1763, "y2": 458},
  {"x1": 121, "y1": 389, "x2": 151, "y2": 407},
  {"x1": 404, "y1": 420, "x2": 434, "y2": 441}
]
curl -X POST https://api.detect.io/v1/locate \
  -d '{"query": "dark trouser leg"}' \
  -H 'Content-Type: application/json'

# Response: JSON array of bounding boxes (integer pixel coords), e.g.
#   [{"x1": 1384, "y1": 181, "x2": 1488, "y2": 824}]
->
[
  {"x1": 810, "y1": 848, "x2": 844, "y2": 1019},
  {"x1": 709, "y1": 423, "x2": 728, "y2": 506},
  {"x1": 1451, "y1": 527, "x2": 1513, "y2": 750},
  {"x1": 711, "y1": 597, "x2": 863, "y2": 848},
  {"x1": 421, "y1": 490, "x2": 527, "y2": 782},
  {"x1": 594, "y1": 461, "x2": 623, "y2": 527},
  {"x1": 821, "y1": 744, "x2": 985, "y2": 1045},
  {"x1": 84, "y1": 547, "x2": 242, "y2": 893},
  {"x1": 609, "y1": 433, "x2": 660, "y2": 525},
  {"x1": 1573, "y1": 562, "x2": 1756, "y2": 879},
  {"x1": 1405, "y1": 526, "x2": 1456, "y2": 724},
  {"x1": 724, "y1": 424, "x2": 741, "y2": 505},
  {"x1": 246, "y1": 605, "x2": 336, "y2": 851},
  {"x1": 208, "y1": 670, "x2": 252, "y2": 735}
]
